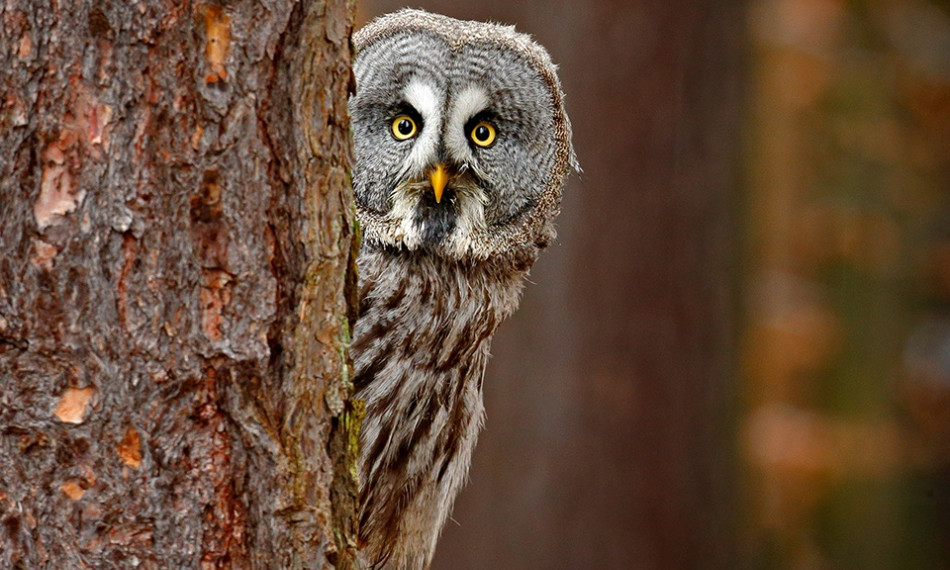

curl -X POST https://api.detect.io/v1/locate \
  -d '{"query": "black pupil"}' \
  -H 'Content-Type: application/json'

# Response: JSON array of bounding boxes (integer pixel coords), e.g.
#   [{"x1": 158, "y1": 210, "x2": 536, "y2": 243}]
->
[
  {"x1": 397, "y1": 119, "x2": 413, "y2": 136},
  {"x1": 475, "y1": 125, "x2": 490, "y2": 141}
]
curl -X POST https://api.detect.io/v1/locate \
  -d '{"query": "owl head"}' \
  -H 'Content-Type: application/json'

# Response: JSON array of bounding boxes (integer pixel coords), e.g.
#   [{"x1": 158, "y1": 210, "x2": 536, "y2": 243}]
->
[{"x1": 350, "y1": 9, "x2": 577, "y2": 265}]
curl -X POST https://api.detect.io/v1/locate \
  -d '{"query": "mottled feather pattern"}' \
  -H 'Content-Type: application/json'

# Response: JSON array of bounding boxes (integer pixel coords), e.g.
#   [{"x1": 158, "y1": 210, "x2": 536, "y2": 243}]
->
[
  {"x1": 354, "y1": 248, "x2": 524, "y2": 568},
  {"x1": 349, "y1": 9, "x2": 575, "y2": 569}
]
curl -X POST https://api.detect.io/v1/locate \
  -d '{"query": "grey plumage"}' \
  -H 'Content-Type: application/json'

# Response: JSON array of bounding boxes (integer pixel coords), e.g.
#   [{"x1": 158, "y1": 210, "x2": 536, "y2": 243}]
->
[{"x1": 349, "y1": 9, "x2": 576, "y2": 569}]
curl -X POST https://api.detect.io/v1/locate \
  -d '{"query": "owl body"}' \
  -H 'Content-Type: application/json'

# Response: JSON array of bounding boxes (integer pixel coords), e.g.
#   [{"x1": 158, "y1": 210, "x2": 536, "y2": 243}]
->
[
  {"x1": 353, "y1": 250, "x2": 523, "y2": 567},
  {"x1": 349, "y1": 10, "x2": 575, "y2": 569}
]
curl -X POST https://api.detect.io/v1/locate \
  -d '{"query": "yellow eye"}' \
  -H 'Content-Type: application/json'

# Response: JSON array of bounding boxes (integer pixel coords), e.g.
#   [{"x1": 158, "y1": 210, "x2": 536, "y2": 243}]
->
[
  {"x1": 470, "y1": 121, "x2": 496, "y2": 147},
  {"x1": 392, "y1": 115, "x2": 418, "y2": 140}
]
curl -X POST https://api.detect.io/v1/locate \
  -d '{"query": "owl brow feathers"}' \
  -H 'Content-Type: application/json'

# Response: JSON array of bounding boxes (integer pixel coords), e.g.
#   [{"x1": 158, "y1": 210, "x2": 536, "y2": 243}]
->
[{"x1": 349, "y1": 8, "x2": 576, "y2": 569}]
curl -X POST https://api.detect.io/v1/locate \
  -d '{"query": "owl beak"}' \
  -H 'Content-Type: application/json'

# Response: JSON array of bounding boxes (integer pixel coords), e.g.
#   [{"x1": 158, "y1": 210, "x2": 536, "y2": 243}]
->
[{"x1": 428, "y1": 164, "x2": 449, "y2": 203}]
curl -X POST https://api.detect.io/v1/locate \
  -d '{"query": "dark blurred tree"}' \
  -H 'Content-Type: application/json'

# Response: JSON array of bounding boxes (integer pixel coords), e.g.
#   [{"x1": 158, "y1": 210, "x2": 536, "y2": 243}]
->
[
  {"x1": 358, "y1": 2, "x2": 745, "y2": 569},
  {"x1": 0, "y1": 1, "x2": 359, "y2": 567},
  {"x1": 742, "y1": 1, "x2": 950, "y2": 568}
]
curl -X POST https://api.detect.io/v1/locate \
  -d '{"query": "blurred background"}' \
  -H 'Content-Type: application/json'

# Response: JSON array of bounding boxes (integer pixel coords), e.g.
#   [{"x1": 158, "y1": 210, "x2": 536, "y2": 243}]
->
[{"x1": 356, "y1": 1, "x2": 950, "y2": 568}]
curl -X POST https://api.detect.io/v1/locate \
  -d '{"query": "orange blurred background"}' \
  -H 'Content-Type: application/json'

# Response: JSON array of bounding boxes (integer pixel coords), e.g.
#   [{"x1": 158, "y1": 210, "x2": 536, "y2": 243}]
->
[{"x1": 355, "y1": 1, "x2": 950, "y2": 568}]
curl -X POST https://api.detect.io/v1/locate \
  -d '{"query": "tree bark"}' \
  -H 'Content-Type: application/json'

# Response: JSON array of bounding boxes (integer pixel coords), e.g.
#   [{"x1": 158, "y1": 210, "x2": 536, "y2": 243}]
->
[{"x1": 0, "y1": 1, "x2": 359, "y2": 568}]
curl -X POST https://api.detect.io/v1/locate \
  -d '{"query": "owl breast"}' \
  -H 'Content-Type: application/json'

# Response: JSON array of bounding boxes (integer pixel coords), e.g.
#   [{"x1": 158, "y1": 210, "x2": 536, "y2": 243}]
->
[{"x1": 353, "y1": 249, "x2": 524, "y2": 568}]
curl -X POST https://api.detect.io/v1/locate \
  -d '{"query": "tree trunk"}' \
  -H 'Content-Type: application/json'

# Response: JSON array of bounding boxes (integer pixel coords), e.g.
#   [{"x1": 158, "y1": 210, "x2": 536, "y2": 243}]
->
[{"x1": 0, "y1": 1, "x2": 359, "y2": 568}]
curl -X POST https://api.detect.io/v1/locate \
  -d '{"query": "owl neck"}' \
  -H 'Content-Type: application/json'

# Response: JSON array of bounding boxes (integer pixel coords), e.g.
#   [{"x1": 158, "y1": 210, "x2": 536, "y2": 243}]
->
[
  {"x1": 357, "y1": 241, "x2": 533, "y2": 310},
  {"x1": 352, "y1": 244, "x2": 528, "y2": 569}
]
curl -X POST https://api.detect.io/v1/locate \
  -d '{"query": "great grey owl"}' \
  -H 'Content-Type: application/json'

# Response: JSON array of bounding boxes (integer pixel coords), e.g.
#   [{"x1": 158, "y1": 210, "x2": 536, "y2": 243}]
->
[{"x1": 349, "y1": 9, "x2": 576, "y2": 569}]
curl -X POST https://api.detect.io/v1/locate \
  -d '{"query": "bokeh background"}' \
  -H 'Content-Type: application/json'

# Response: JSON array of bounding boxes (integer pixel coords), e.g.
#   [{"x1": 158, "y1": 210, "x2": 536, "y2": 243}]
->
[{"x1": 355, "y1": 1, "x2": 950, "y2": 568}]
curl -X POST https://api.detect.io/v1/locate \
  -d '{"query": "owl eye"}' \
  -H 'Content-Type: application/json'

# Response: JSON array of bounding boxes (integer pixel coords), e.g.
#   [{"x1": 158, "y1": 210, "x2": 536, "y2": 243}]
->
[
  {"x1": 391, "y1": 115, "x2": 418, "y2": 141},
  {"x1": 470, "y1": 121, "x2": 496, "y2": 147}
]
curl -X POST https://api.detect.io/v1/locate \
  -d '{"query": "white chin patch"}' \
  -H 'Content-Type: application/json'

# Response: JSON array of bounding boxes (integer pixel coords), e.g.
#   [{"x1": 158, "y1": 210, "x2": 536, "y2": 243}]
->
[
  {"x1": 386, "y1": 184, "x2": 426, "y2": 250},
  {"x1": 383, "y1": 180, "x2": 488, "y2": 258},
  {"x1": 448, "y1": 184, "x2": 488, "y2": 255}
]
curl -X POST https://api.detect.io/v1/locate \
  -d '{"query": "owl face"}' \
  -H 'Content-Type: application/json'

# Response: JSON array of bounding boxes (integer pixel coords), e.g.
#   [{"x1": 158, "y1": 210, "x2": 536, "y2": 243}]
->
[{"x1": 350, "y1": 12, "x2": 572, "y2": 261}]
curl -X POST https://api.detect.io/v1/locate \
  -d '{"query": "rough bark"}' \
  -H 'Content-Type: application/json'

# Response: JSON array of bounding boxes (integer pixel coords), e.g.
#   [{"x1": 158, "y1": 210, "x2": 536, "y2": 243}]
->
[{"x1": 0, "y1": 0, "x2": 358, "y2": 568}]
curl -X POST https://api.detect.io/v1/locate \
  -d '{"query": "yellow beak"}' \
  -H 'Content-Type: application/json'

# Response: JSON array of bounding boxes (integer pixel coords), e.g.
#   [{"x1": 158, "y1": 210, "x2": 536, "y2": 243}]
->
[{"x1": 428, "y1": 164, "x2": 449, "y2": 203}]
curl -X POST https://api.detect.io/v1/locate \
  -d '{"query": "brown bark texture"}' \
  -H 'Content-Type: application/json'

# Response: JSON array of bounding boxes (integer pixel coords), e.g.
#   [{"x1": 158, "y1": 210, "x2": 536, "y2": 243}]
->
[{"x1": 0, "y1": 0, "x2": 359, "y2": 568}]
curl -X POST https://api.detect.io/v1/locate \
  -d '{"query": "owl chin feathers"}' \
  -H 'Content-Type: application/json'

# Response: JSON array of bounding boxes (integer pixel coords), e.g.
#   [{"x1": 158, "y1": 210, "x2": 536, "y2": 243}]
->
[{"x1": 379, "y1": 174, "x2": 489, "y2": 258}]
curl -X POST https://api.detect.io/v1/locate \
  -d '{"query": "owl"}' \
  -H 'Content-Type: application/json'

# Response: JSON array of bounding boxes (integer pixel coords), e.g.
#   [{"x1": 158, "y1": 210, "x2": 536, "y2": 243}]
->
[{"x1": 349, "y1": 9, "x2": 576, "y2": 569}]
